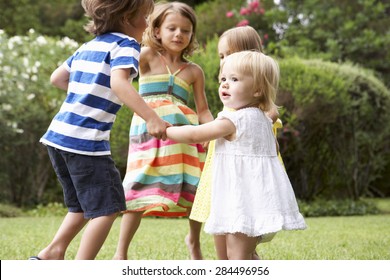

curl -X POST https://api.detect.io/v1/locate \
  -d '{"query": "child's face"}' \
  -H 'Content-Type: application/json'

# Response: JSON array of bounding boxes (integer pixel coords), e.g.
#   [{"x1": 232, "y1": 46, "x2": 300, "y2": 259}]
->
[
  {"x1": 219, "y1": 60, "x2": 258, "y2": 110},
  {"x1": 218, "y1": 36, "x2": 230, "y2": 67},
  {"x1": 155, "y1": 13, "x2": 193, "y2": 53}
]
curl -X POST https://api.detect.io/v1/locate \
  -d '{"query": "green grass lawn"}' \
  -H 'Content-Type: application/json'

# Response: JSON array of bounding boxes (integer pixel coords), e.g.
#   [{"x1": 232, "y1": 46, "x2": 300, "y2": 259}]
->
[{"x1": 1, "y1": 214, "x2": 389, "y2": 260}]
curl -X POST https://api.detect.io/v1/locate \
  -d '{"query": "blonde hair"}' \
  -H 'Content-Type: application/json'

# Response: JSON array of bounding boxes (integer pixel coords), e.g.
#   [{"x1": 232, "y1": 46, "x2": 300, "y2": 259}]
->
[
  {"x1": 82, "y1": 0, "x2": 154, "y2": 36},
  {"x1": 142, "y1": 1, "x2": 199, "y2": 57},
  {"x1": 222, "y1": 51, "x2": 279, "y2": 112},
  {"x1": 219, "y1": 26, "x2": 263, "y2": 55}
]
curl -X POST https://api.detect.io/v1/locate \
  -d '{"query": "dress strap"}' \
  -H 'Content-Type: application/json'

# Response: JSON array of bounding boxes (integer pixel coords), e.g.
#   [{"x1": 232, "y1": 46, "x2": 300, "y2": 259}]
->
[
  {"x1": 158, "y1": 53, "x2": 190, "y2": 95},
  {"x1": 158, "y1": 53, "x2": 190, "y2": 76}
]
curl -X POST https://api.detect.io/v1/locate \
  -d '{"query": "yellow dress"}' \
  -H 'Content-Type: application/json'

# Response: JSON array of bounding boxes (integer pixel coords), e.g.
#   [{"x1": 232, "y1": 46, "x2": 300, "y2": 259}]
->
[
  {"x1": 273, "y1": 118, "x2": 285, "y2": 167},
  {"x1": 190, "y1": 117, "x2": 284, "y2": 223}
]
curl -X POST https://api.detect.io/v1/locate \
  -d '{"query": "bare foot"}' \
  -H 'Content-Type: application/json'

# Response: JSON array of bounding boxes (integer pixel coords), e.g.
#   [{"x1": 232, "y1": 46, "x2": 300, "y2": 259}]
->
[
  {"x1": 112, "y1": 254, "x2": 127, "y2": 260},
  {"x1": 185, "y1": 234, "x2": 203, "y2": 260},
  {"x1": 34, "y1": 247, "x2": 64, "y2": 260}
]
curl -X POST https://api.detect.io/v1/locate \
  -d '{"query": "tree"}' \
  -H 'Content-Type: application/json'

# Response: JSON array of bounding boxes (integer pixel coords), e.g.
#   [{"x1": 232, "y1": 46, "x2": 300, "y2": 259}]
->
[
  {"x1": 276, "y1": 0, "x2": 390, "y2": 87},
  {"x1": 219, "y1": 0, "x2": 390, "y2": 87},
  {"x1": 222, "y1": 0, "x2": 282, "y2": 48},
  {"x1": 0, "y1": 0, "x2": 87, "y2": 41}
]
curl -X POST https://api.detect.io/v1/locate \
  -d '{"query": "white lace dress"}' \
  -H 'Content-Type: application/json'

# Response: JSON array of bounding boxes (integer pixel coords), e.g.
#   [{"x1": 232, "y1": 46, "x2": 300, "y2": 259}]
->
[{"x1": 204, "y1": 108, "x2": 306, "y2": 240}]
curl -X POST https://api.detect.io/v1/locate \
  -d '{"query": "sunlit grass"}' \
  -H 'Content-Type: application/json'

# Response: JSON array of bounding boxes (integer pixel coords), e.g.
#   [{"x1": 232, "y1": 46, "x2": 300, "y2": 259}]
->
[{"x1": 1, "y1": 214, "x2": 389, "y2": 260}]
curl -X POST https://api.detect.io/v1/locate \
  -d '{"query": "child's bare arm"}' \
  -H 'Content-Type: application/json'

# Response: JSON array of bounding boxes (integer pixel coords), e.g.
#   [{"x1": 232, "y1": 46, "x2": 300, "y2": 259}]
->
[
  {"x1": 166, "y1": 119, "x2": 235, "y2": 144},
  {"x1": 50, "y1": 65, "x2": 69, "y2": 91},
  {"x1": 191, "y1": 65, "x2": 214, "y2": 124}
]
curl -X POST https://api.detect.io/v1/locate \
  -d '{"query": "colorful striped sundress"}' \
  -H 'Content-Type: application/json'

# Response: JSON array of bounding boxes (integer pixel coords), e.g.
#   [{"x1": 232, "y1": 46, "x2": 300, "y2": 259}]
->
[{"x1": 123, "y1": 61, "x2": 206, "y2": 217}]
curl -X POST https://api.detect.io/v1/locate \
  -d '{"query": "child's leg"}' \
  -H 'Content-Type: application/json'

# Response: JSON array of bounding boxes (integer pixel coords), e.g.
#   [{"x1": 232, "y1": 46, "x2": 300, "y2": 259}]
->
[
  {"x1": 213, "y1": 235, "x2": 228, "y2": 260},
  {"x1": 76, "y1": 212, "x2": 118, "y2": 259},
  {"x1": 36, "y1": 212, "x2": 87, "y2": 260},
  {"x1": 186, "y1": 215, "x2": 203, "y2": 260},
  {"x1": 226, "y1": 233, "x2": 258, "y2": 260},
  {"x1": 113, "y1": 211, "x2": 143, "y2": 260}
]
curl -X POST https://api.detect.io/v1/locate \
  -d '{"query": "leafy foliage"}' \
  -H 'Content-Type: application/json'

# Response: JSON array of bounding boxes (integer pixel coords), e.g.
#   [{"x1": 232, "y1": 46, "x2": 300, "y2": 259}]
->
[
  {"x1": 190, "y1": 36, "x2": 221, "y2": 117},
  {"x1": 110, "y1": 98, "x2": 135, "y2": 178},
  {"x1": 298, "y1": 199, "x2": 379, "y2": 217},
  {"x1": 195, "y1": 0, "x2": 246, "y2": 44},
  {"x1": 0, "y1": 0, "x2": 88, "y2": 40},
  {"x1": 276, "y1": 0, "x2": 390, "y2": 87},
  {"x1": 27, "y1": 202, "x2": 68, "y2": 217},
  {"x1": 0, "y1": 30, "x2": 80, "y2": 206},
  {"x1": 0, "y1": 203, "x2": 25, "y2": 217},
  {"x1": 278, "y1": 58, "x2": 390, "y2": 200},
  {"x1": 192, "y1": 38, "x2": 390, "y2": 201},
  {"x1": 196, "y1": 0, "x2": 390, "y2": 88}
]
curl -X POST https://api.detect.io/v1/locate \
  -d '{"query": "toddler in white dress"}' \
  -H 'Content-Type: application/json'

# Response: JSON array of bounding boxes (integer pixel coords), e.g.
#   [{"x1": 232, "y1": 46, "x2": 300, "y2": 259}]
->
[{"x1": 167, "y1": 51, "x2": 306, "y2": 260}]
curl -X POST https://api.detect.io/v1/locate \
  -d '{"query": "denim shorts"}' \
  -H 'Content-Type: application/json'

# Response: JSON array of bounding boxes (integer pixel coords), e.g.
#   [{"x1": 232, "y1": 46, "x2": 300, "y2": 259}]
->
[{"x1": 47, "y1": 146, "x2": 126, "y2": 219}]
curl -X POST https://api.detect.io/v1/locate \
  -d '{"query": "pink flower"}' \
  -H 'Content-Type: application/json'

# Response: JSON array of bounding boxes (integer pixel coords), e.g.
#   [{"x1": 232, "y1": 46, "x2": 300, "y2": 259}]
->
[
  {"x1": 259, "y1": 8, "x2": 265, "y2": 14},
  {"x1": 226, "y1": 11, "x2": 234, "y2": 18},
  {"x1": 263, "y1": 33, "x2": 269, "y2": 40},
  {"x1": 240, "y1": 7, "x2": 250, "y2": 15},
  {"x1": 249, "y1": 0, "x2": 260, "y2": 11},
  {"x1": 236, "y1": 19, "x2": 250, "y2": 27}
]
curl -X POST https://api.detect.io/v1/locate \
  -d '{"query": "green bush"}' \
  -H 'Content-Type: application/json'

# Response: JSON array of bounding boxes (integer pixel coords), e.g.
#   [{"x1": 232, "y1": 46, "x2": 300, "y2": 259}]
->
[
  {"x1": 298, "y1": 199, "x2": 379, "y2": 217},
  {"x1": 190, "y1": 36, "x2": 221, "y2": 117},
  {"x1": 192, "y1": 39, "x2": 390, "y2": 201},
  {"x1": 0, "y1": 29, "x2": 80, "y2": 206},
  {"x1": 27, "y1": 202, "x2": 68, "y2": 217},
  {"x1": 111, "y1": 92, "x2": 136, "y2": 179},
  {"x1": 0, "y1": 203, "x2": 25, "y2": 218},
  {"x1": 278, "y1": 58, "x2": 390, "y2": 200}
]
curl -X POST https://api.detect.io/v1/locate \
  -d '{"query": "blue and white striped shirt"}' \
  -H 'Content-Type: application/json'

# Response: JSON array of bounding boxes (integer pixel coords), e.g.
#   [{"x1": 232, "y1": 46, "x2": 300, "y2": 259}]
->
[{"x1": 40, "y1": 32, "x2": 140, "y2": 155}]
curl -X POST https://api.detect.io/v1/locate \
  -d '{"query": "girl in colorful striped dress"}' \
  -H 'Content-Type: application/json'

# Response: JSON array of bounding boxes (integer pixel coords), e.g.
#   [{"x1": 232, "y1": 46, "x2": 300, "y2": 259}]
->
[{"x1": 113, "y1": 2, "x2": 213, "y2": 260}]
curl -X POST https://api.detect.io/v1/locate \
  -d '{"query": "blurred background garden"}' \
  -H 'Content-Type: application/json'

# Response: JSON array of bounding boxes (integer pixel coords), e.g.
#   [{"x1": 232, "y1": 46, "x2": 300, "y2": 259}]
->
[{"x1": 0, "y1": 0, "x2": 389, "y2": 260}]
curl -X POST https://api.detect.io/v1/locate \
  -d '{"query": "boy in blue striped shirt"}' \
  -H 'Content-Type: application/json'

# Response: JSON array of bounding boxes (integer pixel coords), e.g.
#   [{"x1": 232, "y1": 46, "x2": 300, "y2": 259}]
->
[{"x1": 32, "y1": 0, "x2": 169, "y2": 260}]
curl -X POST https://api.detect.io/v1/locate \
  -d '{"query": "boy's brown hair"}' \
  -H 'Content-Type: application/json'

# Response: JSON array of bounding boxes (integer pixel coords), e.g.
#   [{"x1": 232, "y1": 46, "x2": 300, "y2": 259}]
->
[{"x1": 82, "y1": 0, "x2": 154, "y2": 36}]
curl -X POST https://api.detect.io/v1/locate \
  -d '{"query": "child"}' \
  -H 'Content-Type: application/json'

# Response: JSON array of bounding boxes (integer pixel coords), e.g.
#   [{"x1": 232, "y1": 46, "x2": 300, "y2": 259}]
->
[
  {"x1": 190, "y1": 26, "x2": 274, "y2": 225},
  {"x1": 190, "y1": 28, "x2": 284, "y2": 259},
  {"x1": 166, "y1": 51, "x2": 307, "y2": 260},
  {"x1": 217, "y1": 26, "x2": 283, "y2": 135},
  {"x1": 113, "y1": 2, "x2": 213, "y2": 260},
  {"x1": 30, "y1": 0, "x2": 168, "y2": 260}
]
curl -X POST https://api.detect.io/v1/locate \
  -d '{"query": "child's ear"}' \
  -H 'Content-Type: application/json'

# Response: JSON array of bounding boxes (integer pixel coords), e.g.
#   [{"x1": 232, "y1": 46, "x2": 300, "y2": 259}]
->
[
  {"x1": 254, "y1": 91, "x2": 262, "y2": 97},
  {"x1": 154, "y1": 27, "x2": 161, "y2": 39}
]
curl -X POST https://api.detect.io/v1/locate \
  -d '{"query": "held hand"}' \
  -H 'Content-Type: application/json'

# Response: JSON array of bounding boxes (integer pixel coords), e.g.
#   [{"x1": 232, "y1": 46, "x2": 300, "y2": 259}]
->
[
  {"x1": 160, "y1": 121, "x2": 172, "y2": 141},
  {"x1": 146, "y1": 117, "x2": 171, "y2": 140}
]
